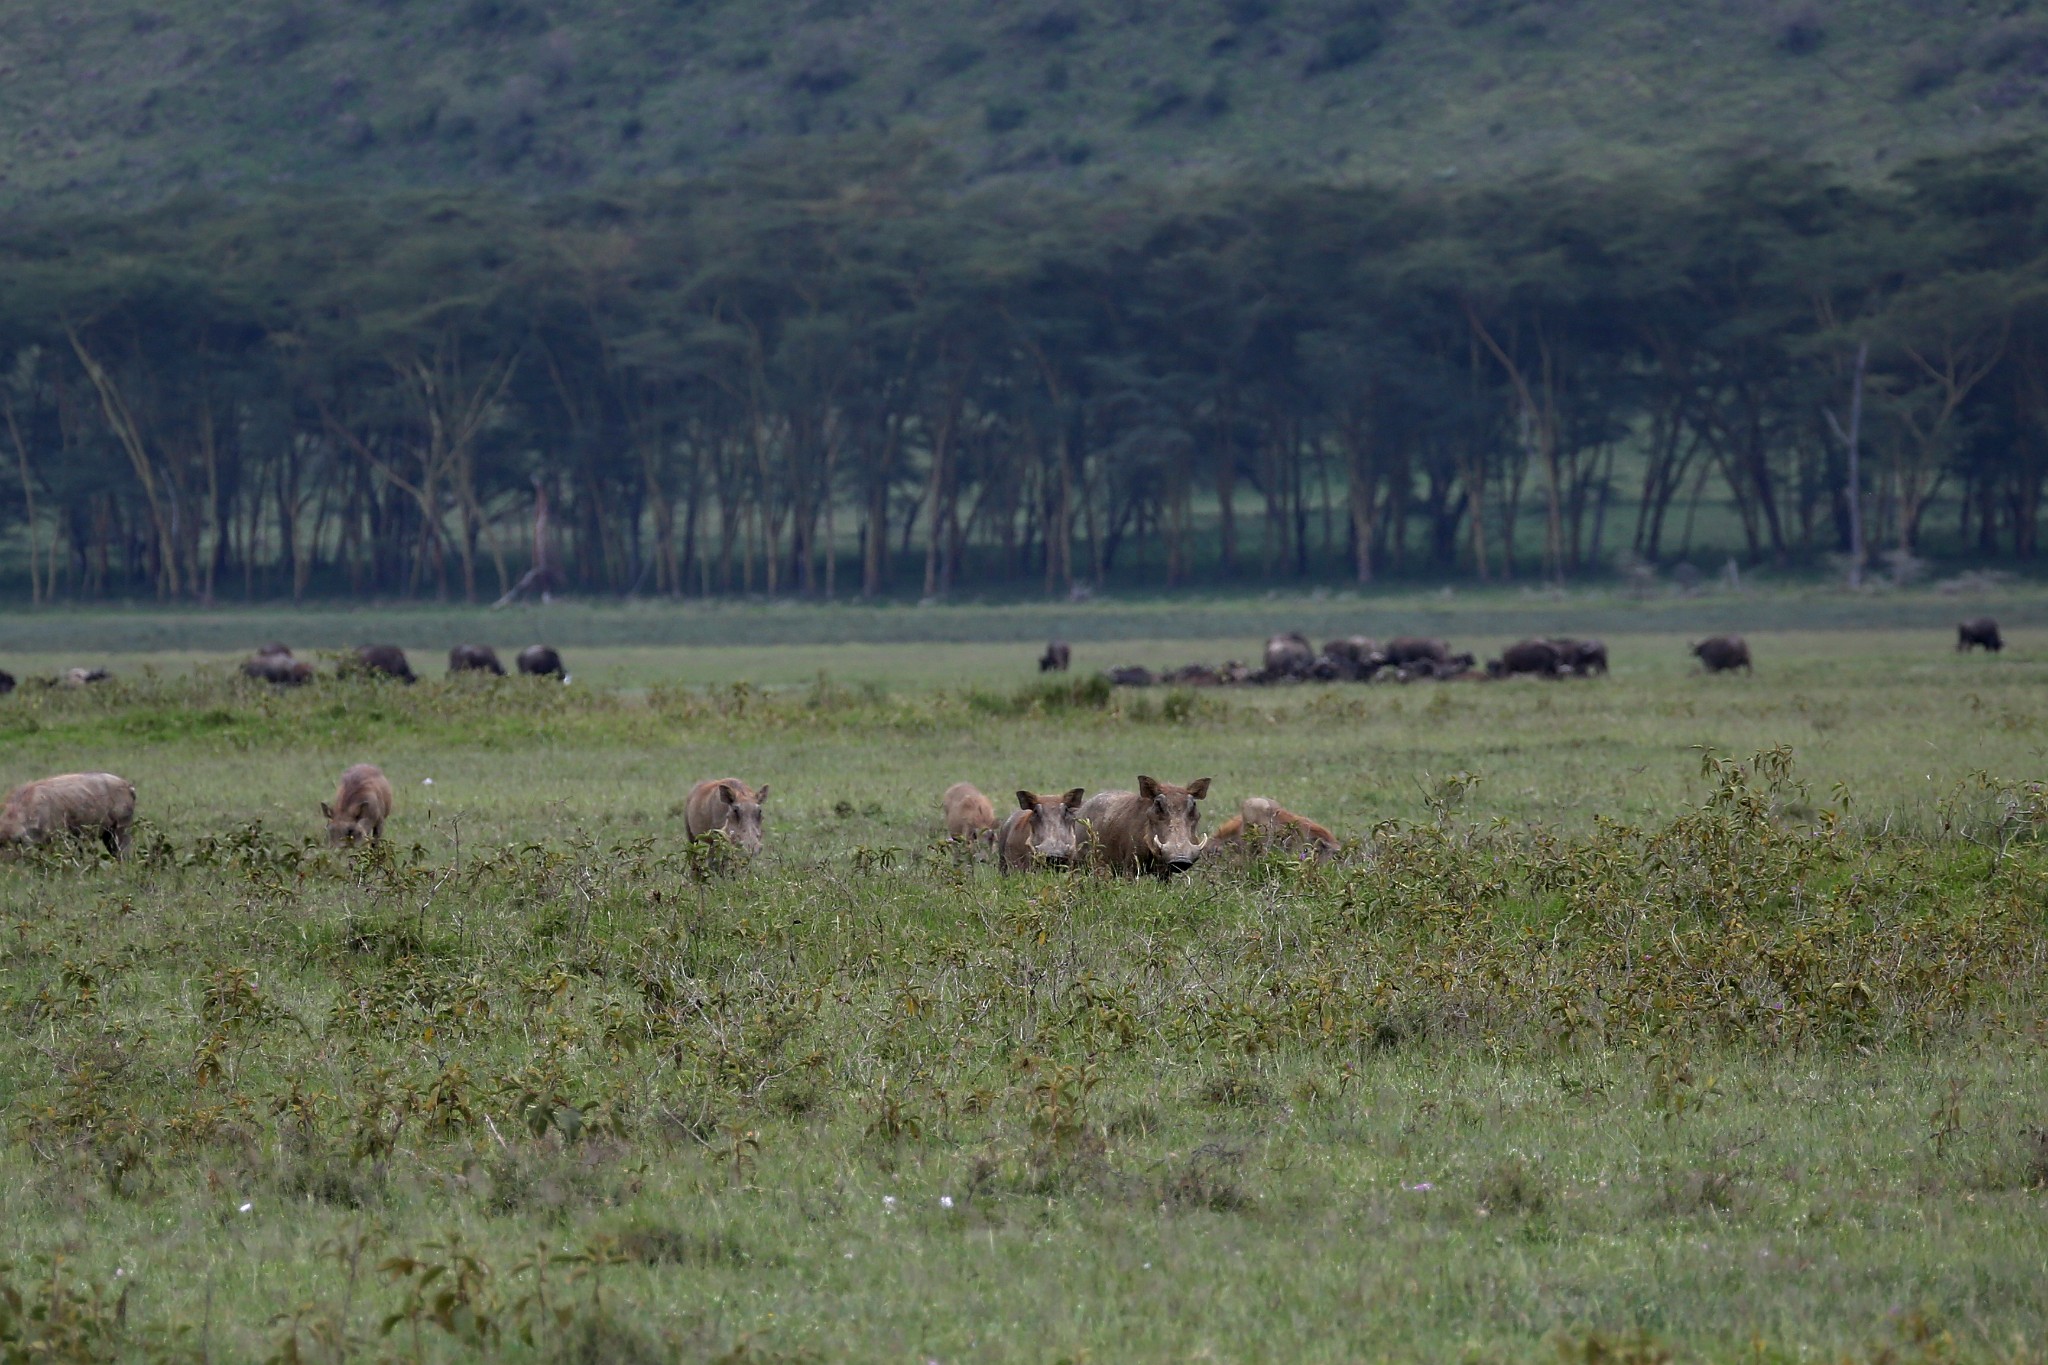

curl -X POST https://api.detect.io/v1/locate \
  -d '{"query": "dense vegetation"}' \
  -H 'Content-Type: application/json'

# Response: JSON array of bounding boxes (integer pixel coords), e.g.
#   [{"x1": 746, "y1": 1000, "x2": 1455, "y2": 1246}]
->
[{"x1": 1, "y1": 629, "x2": 2045, "y2": 1360}]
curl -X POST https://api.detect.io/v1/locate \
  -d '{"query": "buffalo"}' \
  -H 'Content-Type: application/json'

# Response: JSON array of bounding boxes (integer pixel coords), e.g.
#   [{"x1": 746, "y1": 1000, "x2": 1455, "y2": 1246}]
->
[
  {"x1": 0, "y1": 670, "x2": 14, "y2": 696},
  {"x1": 518, "y1": 645, "x2": 567, "y2": 679},
  {"x1": 352, "y1": 645, "x2": 417, "y2": 683},
  {"x1": 1263, "y1": 633, "x2": 1316, "y2": 679},
  {"x1": 685, "y1": 778, "x2": 769, "y2": 855},
  {"x1": 1553, "y1": 638, "x2": 1609, "y2": 675},
  {"x1": 1078, "y1": 775, "x2": 1212, "y2": 878},
  {"x1": 942, "y1": 782, "x2": 998, "y2": 844},
  {"x1": 449, "y1": 644, "x2": 506, "y2": 676},
  {"x1": 1209, "y1": 796, "x2": 1340, "y2": 861},
  {"x1": 996, "y1": 787, "x2": 1087, "y2": 872},
  {"x1": 1692, "y1": 635, "x2": 1753, "y2": 674},
  {"x1": 1491, "y1": 639, "x2": 1566, "y2": 678},
  {"x1": 322, "y1": 764, "x2": 394, "y2": 846},
  {"x1": 62, "y1": 668, "x2": 111, "y2": 687},
  {"x1": 1383, "y1": 637, "x2": 1452, "y2": 668},
  {"x1": 0, "y1": 772, "x2": 136, "y2": 857},
  {"x1": 243, "y1": 655, "x2": 314, "y2": 686},
  {"x1": 1106, "y1": 666, "x2": 1156, "y2": 687},
  {"x1": 1957, "y1": 617, "x2": 2003, "y2": 653},
  {"x1": 1039, "y1": 641, "x2": 1072, "y2": 673}
]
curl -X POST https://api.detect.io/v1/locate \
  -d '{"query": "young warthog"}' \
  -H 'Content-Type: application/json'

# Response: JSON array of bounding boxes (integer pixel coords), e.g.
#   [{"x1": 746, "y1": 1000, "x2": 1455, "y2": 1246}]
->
[
  {"x1": 942, "y1": 782, "x2": 998, "y2": 844},
  {"x1": 0, "y1": 772, "x2": 136, "y2": 857},
  {"x1": 1691, "y1": 635, "x2": 1753, "y2": 674},
  {"x1": 685, "y1": 779, "x2": 769, "y2": 855},
  {"x1": 1078, "y1": 776, "x2": 1213, "y2": 878},
  {"x1": 996, "y1": 788, "x2": 1086, "y2": 872},
  {"x1": 1210, "y1": 796, "x2": 1340, "y2": 861},
  {"x1": 1957, "y1": 617, "x2": 2003, "y2": 653},
  {"x1": 322, "y1": 764, "x2": 394, "y2": 846}
]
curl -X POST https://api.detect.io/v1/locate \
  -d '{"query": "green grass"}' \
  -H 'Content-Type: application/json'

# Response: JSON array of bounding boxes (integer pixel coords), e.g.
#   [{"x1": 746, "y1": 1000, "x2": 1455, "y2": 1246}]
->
[
  {"x1": 1, "y1": 603, "x2": 2046, "y2": 1361},
  {"x1": 0, "y1": 0, "x2": 2037, "y2": 212}
]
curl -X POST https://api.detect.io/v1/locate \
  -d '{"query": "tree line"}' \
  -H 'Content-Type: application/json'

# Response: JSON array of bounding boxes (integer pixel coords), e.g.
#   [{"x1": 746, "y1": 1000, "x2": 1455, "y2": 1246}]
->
[{"x1": 3, "y1": 138, "x2": 2045, "y2": 604}]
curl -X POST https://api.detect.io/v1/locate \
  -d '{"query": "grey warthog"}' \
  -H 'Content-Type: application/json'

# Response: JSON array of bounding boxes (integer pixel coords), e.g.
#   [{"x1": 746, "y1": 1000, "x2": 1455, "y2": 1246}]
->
[
  {"x1": 351, "y1": 645, "x2": 417, "y2": 683},
  {"x1": 1692, "y1": 635, "x2": 1753, "y2": 674},
  {"x1": 518, "y1": 645, "x2": 567, "y2": 678},
  {"x1": 1078, "y1": 775, "x2": 1213, "y2": 878},
  {"x1": 1957, "y1": 618, "x2": 2003, "y2": 653},
  {"x1": 0, "y1": 772, "x2": 136, "y2": 857},
  {"x1": 1039, "y1": 641, "x2": 1072, "y2": 672},
  {"x1": 322, "y1": 764, "x2": 394, "y2": 846},
  {"x1": 685, "y1": 779, "x2": 769, "y2": 855},
  {"x1": 996, "y1": 787, "x2": 1087, "y2": 872},
  {"x1": 448, "y1": 644, "x2": 506, "y2": 676},
  {"x1": 1209, "y1": 796, "x2": 1340, "y2": 861},
  {"x1": 942, "y1": 782, "x2": 998, "y2": 844}
]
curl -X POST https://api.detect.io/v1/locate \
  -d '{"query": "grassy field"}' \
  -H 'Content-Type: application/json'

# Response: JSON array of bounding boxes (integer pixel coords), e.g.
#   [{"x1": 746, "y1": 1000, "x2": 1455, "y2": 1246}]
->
[{"x1": 1, "y1": 601, "x2": 2045, "y2": 1361}]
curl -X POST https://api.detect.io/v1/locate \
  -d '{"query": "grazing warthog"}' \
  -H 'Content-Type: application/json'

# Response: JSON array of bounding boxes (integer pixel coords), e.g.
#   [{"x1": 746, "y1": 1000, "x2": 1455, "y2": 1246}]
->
[
  {"x1": 1554, "y1": 638, "x2": 1609, "y2": 675},
  {"x1": 685, "y1": 778, "x2": 770, "y2": 855},
  {"x1": 1493, "y1": 639, "x2": 1566, "y2": 678},
  {"x1": 1692, "y1": 635, "x2": 1753, "y2": 674},
  {"x1": 1078, "y1": 775, "x2": 1213, "y2": 878},
  {"x1": 996, "y1": 787, "x2": 1087, "y2": 872},
  {"x1": 1039, "y1": 641, "x2": 1072, "y2": 673},
  {"x1": 322, "y1": 764, "x2": 394, "y2": 846},
  {"x1": 518, "y1": 645, "x2": 567, "y2": 678},
  {"x1": 1210, "y1": 796, "x2": 1340, "y2": 861},
  {"x1": 942, "y1": 782, "x2": 998, "y2": 844},
  {"x1": 243, "y1": 654, "x2": 314, "y2": 686},
  {"x1": 1383, "y1": 637, "x2": 1451, "y2": 668},
  {"x1": 352, "y1": 645, "x2": 417, "y2": 683},
  {"x1": 1263, "y1": 632, "x2": 1316, "y2": 678},
  {"x1": 0, "y1": 772, "x2": 136, "y2": 857},
  {"x1": 448, "y1": 644, "x2": 506, "y2": 676},
  {"x1": 1957, "y1": 617, "x2": 2003, "y2": 653}
]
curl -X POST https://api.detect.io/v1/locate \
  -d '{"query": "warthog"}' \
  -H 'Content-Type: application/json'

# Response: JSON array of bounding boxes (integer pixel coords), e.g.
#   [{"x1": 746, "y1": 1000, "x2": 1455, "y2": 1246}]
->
[
  {"x1": 1039, "y1": 641, "x2": 1072, "y2": 673},
  {"x1": 243, "y1": 654, "x2": 314, "y2": 686},
  {"x1": 1957, "y1": 617, "x2": 2003, "y2": 653},
  {"x1": 1692, "y1": 635, "x2": 1753, "y2": 674},
  {"x1": 1106, "y1": 666, "x2": 1156, "y2": 687},
  {"x1": 1492, "y1": 639, "x2": 1566, "y2": 678},
  {"x1": 518, "y1": 645, "x2": 567, "y2": 678},
  {"x1": 1263, "y1": 633, "x2": 1316, "y2": 679},
  {"x1": 942, "y1": 782, "x2": 998, "y2": 844},
  {"x1": 449, "y1": 644, "x2": 506, "y2": 676},
  {"x1": 1383, "y1": 637, "x2": 1451, "y2": 667},
  {"x1": 1210, "y1": 796, "x2": 1340, "y2": 861},
  {"x1": 685, "y1": 778, "x2": 769, "y2": 855},
  {"x1": 996, "y1": 787, "x2": 1087, "y2": 872},
  {"x1": 322, "y1": 764, "x2": 394, "y2": 846},
  {"x1": 1078, "y1": 775, "x2": 1213, "y2": 878},
  {"x1": 352, "y1": 645, "x2": 417, "y2": 683},
  {"x1": 0, "y1": 772, "x2": 136, "y2": 857},
  {"x1": 1553, "y1": 638, "x2": 1609, "y2": 675}
]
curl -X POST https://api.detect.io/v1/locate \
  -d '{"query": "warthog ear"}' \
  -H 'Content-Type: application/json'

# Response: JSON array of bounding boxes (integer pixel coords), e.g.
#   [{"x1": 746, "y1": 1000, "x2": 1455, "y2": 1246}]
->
[
  {"x1": 320, "y1": 802, "x2": 334, "y2": 818},
  {"x1": 718, "y1": 782, "x2": 739, "y2": 804},
  {"x1": 1017, "y1": 790, "x2": 1037, "y2": 811},
  {"x1": 1187, "y1": 778, "x2": 1213, "y2": 800},
  {"x1": 1062, "y1": 787, "x2": 1085, "y2": 809},
  {"x1": 753, "y1": 784, "x2": 769, "y2": 802},
  {"x1": 1137, "y1": 775, "x2": 1160, "y2": 800}
]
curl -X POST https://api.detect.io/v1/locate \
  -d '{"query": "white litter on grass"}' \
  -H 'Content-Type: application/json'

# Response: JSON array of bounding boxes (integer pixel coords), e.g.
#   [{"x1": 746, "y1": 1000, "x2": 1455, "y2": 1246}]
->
[
  {"x1": 422, "y1": 778, "x2": 434, "y2": 786},
  {"x1": 939, "y1": 1196, "x2": 954, "y2": 1209},
  {"x1": 239, "y1": 1201, "x2": 254, "y2": 1213},
  {"x1": 1402, "y1": 1182, "x2": 1434, "y2": 1193},
  {"x1": 882, "y1": 1195, "x2": 897, "y2": 1209}
]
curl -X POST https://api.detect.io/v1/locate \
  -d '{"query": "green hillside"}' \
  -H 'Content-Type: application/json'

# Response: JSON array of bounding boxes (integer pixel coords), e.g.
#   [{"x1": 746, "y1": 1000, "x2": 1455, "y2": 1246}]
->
[{"x1": 0, "y1": 0, "x2": 2039, "y2": 209}]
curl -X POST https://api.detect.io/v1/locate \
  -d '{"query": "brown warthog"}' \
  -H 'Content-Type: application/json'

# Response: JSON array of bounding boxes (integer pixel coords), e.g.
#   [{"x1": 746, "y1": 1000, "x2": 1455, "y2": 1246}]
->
[
  {"x1": 322, "y1": 764, "x2": 394, "y2": 846},
  {"x1": 1039, "y1": 641, "x2": 1072, "y2": 672},
  {"x1": 352, "y1": 645, "x2": 417, "y2": 683},
  {"x1": 0, "y1": 772, "x2": 136, "y2": 857},
  {"x1": 518, "y1": 645, "x2": 566, "y2": 678},
  {"x1": 685, "y1": 779, "x2": 770, "y2": 855},
  {"x1": 996, "y1": 787, "x2": 1087, "y2": 872},
  {"x1": 1692, "y1": 635, "x2": 1753, "y2": 674},
  {"x1": 942, "y1": 782, "x2": 998, "y2": 844},
  {"x1": 1078, "y1": 775, "x2": 1213, "y2": 878},
  {"x1": 449, "y1": 644, "x2": 506, "y2": 676},
  {"x1": 1957, "y1": 617, "x2": 2003, "y2": 653},
  {"x1": 1210, "y1": 796, "x2": 1340, "y2": 860}
]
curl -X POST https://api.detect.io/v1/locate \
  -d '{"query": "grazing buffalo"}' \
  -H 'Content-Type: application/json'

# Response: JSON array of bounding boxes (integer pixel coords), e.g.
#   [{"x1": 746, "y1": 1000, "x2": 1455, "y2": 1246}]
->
[
  {"x1": 1210, "y1": 796, "x2": 1340, "y2": 861},
  {"x1": 1162, "y1": 663, "x2": 1224, "y2": 686},
  {"x1": 243, "y1": 655, "x2": 314, "y2": 686},
  {"x1": 1957, "y1": 617, "x2": 2003, "y2": 653},
  {"x1": 1263, "y1": 633, "x2": 1316, "y2": 679},
  {"x1": 1491, "y1": 639, "x2": 1566, "y2": 679},
  {"x1": 352, "y1": 645, "x2": 417, "y2": 683},
  {"x1": 0, "y1": 772, "x2": 136, "y2": 857},
  {"x1": 448, "y1": 644, "x2": 506, "y2": 676},
  {"x1": 942, "y1": 782, "x2": 998, "y2": 844},
  {"x1": 322, "y1": 764, "x2": 394, "y2": 846},
  {"x1": 1106, "y1": 666, "x2": 1156, "y2": 687},
  {"x1": 518, "y1": 644, "x2": 566, "y2": 679},
  {"x1": 0, "y1": 671, "x2": 16, "y2": 696},
  {"x1": 685, "y1": 778, "x2": 770, "y2": 855},
  {"x1": 1692, "y1": 635, "x2": 1753, "y2": 674},
  {"x1": 254, "y1": 642, "x2": 294, "y2": 659},
  {"x1": 1554, "y1": 638, "x2": 1609, "y2": 675},
  {"x1": 1039, "y1": 641, "x2": 1072, "y2": 673},
  {"x1": 1383, "y1": 637, "x2": 1451, "y2": 668},
  {"x1": 996, "y1": 787, "x2": 1087, "y2": 872},
  {"x1": 1078, "y1": 775, "x2": 1212, "y2": 878}
]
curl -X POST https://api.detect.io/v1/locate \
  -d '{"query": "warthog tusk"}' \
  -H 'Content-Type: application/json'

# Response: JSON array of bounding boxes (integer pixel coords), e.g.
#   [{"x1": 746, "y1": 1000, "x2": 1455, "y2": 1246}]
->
[{"x1": 1193, "y1": 835, "x2": 1209, "y2": 851}]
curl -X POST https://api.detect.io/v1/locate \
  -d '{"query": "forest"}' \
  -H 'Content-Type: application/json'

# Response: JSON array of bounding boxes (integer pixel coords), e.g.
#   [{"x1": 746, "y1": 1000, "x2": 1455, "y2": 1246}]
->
[{"x1": 3, "y1": 138, "x2": 2045, "y2": 603}]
